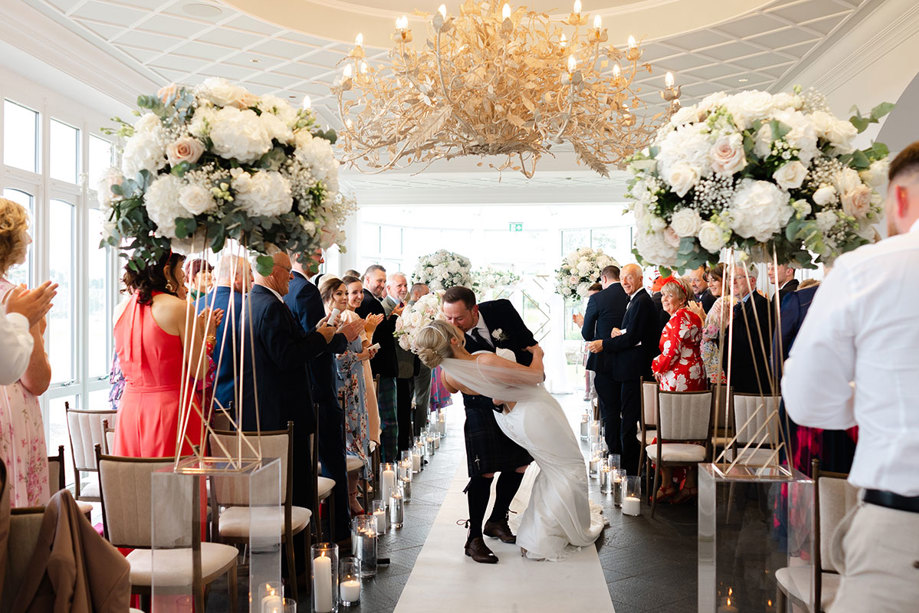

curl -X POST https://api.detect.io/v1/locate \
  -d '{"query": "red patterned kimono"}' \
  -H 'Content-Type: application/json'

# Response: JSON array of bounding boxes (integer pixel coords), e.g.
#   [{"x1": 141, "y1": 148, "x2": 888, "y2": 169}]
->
[{"x1": 652, "y1": 307, "x2": 706, "y2": 391}]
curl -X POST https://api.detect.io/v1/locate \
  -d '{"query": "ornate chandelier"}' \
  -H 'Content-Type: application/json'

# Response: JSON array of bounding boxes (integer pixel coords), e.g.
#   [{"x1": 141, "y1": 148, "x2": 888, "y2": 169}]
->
[{"x1": 332, "y1": 0, "x2": 681, "y2": 178}]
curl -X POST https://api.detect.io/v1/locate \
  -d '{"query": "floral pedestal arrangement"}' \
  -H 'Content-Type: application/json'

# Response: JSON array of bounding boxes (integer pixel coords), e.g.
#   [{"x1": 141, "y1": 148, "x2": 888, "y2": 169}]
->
[{"x1": 698, "y1": 463, "x2": 813, "y2": 612}]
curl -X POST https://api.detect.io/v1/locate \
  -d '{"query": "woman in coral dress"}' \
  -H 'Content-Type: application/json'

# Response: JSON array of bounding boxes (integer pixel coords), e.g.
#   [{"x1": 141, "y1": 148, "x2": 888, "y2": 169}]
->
[
  {"x1": 650, "y1": 277, "x2": 706, "y2": 503},
  {"x1": 113, "y1": 252, "x2": 221, "y2": 458},
  {"x1": 0, "y1": 197, "x2": 51, "y2": 507}
]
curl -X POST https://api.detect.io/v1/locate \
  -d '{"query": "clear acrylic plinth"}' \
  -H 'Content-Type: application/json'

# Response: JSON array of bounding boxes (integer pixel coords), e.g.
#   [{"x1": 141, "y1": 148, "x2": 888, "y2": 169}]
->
[
  {"x1": 698, "y1": 463, "x2": 813, "y2": 612},
  {"x1": 151, "y1": 456, "x2": 282, "y2": 612}
]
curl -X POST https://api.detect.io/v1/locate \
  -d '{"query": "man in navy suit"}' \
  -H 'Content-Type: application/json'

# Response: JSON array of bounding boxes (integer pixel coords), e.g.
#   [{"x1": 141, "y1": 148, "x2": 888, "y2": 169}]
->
[
  {"x1": 579, "y1": 265, "x2": 629, "y2": 455},
  {"x1": 443, "y1": 286, "x2": 536, "y2": 564},
  {"x1": 588, "y1": 264, "x2": 659, "y2": 475},
  {"x1": 287, "y1": 249, "x2": 363, "y2": 544}
]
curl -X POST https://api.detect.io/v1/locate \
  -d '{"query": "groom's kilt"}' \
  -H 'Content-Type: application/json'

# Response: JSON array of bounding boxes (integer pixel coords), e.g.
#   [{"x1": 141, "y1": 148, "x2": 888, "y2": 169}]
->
[{"x1": 462, "y1": 393, "x2": 533, "y2": 476}]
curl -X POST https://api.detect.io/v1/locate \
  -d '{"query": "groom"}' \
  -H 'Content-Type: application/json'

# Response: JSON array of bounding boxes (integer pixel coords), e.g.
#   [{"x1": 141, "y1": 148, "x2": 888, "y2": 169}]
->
[{"x1": 442, "y1": 286, "x2": 537, "y2": 564}]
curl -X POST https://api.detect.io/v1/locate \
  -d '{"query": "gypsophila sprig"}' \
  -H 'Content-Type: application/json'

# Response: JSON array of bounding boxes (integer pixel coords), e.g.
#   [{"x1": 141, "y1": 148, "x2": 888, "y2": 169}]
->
[
  {"x1": 413, "y1": 250, "x2": 472, "y2": 291},
  {"x1": 98, "y1": 78, "x2": 354, "y2": 274},
  {"x1": 625, "y1": 88, "x2": 892, "y2": 272},
  {"x1": 555, "y1": 247, "x2": 618, "y2": 302}
]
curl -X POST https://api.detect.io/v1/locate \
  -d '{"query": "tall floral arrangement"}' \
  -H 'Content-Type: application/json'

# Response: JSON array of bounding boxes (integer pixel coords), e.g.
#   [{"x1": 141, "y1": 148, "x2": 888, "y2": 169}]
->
[
  {"x1": 471, "y1": 266, "x2": 521, "y2": 300},
  {"x1": 99, "y1": 78, "x2": 355, "y2": 274},
  {"x1": 626, "y1": 88, "x2": 892, "y2": 271},
  {"x1": 394, "y1": 291, "x2": 445, "y2": 351},
  {"x1": 412, "y1": 249, "x2": 472, "y2": 291},
  {"x1": 555, "y1": 247, "x2": 617, "y2": 302}
]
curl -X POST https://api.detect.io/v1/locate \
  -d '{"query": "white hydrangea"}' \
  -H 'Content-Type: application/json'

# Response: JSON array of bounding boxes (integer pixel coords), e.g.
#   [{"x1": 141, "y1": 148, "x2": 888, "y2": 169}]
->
[
  {"x1": 196, "y1": 77, "x2": 255, "y2": 108},
  {"x1": 816, "y1": 210, "x2": 837, "y2": 232},
  {"x1": 295, "y1": 134, "x2": 340, "y2": 194},
  {"x1": 634, "y1": 228, "x2": 678, "y2": 267},
  {"x1": 209, "y1": 107, "x2": 273, "y2": 163},
  {"x1": 655, "y1": 123, "x2": 712, "y2": 183},
  {"x1": 697, "y1": 221, "x2": 727, "y2": 253},
  {"x1": 772, "y1": 108, "x2": 818, "y2": 164},
  {"x1": 144, "y1": 175, "x2": 186, "y2": 238},
  {"x1": 728, "y1": 179, "x2": 793, "y2": 242},
  {"x1": 260, "y1": 111, "x2": 294, "y2": 145},
  {"x1": 121, "y1": 114, "x2": 167, "y2": 177},
  {"x1": 257, "y1": 94, "x2": 299, "y2": 126},
  {"x1": 232, "y1": 170, "x2": 293, "y2": 216},
  {"x1": 724, "y1": 90, "x2": 776, "y2": 130}
]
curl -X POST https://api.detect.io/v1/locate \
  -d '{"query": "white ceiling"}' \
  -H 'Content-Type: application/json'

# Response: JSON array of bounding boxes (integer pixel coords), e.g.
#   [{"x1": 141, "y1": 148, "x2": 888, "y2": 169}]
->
[{"x1": 21, "y1": 0, "x2": 878, "y2": 133}]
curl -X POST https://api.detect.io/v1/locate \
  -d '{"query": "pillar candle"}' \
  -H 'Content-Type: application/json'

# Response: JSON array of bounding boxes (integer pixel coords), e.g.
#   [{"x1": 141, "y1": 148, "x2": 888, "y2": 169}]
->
[
  {"x1": 622, "y1": 496, "x2": 641, "y2": 516},
  {"x1": 373, "y1": 509, "x2": 386, "y2": 533},
  {"x1": 381, "y1": 468, "x2": 395, "y2": 502},
  {"x1": 313, "y1": 555, "x2": 333, "y2": 613},
  {"x1": 411, "y1": 452, "x2": 421, "y2": 473},
  {"x1": 340, "y1": 579, "x2": 361, "y2": 603}
]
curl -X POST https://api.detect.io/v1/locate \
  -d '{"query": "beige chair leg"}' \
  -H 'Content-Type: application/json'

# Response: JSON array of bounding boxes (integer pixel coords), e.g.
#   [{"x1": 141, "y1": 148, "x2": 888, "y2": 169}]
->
[
  {"x1": 227, "y1": 558, "x2": 238, "y2": 613},
  {"x1": 286, "y1": 530, "x2": 299, "y2": 602}
]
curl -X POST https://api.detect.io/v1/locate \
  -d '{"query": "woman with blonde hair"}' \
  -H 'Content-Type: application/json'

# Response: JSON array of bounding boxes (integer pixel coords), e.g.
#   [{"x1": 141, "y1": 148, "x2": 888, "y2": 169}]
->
[
  {"x1": 414, "y1": 320, "x2": 604, "y2": 561},
  {"x1": 0, "y1": 197, "x2": 52, "y2": 506}
]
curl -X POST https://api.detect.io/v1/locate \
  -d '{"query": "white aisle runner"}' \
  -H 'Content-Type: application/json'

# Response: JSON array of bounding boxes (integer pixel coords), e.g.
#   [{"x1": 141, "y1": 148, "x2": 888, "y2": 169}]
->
[{"x1": 394, "y1": 453, "x2": 615, "y2": 612}]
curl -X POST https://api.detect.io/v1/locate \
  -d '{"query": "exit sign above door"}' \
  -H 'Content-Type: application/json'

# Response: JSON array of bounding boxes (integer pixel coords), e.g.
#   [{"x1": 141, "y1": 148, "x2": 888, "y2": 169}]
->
[{"x1": 508, "y1": 222, "x2": 524, "y2": 232}]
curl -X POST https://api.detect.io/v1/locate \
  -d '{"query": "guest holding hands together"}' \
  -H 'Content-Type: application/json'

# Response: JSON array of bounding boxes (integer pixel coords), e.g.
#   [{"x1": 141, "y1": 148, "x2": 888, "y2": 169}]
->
[
  {"x1": 652, "y1": 278, "x2": 706, "y2": 392},
  {"x1": 345, "y1": 275, "x2": 382, "y2": 444}
]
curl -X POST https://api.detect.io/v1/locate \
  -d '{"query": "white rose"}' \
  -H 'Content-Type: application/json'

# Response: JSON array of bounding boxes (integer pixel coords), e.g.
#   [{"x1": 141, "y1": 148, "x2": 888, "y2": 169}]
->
[
  {"x1": 209, "y1": 107, "x2": 273, "y2": 163},
  {"x1": 725, "y1": 90, "x2": 775, "y2": 130},
  {"x1": 232, "y1": 170, "x2": 293, "y2": 216},
  {"x1": 860, "y1": 159, "x2": 889, "y2": 189},
  {"x1": 728, "y1": 179, "x2": 793, "y2": 242},
  {"x1": 196, "y1": 77, "x2": 256, "y2": 108},
  {"x1": 664, "y1": 226, "x2": 681, "y2": 248},
  {"x1": 697, "y1": 221, "x2": 726, "y2": 253},
  {"x1": 840, "y1": 184, "x2": 872, "y2": 219},
  {"x1": 834, "y1": 168, "x2": 862, "y2": 195},
  {"x1": 710, "y1": 133, "x2": 746, "y2": 176},
  {"x1": 792, "y1": 199, "x2": 812, "y2": 216},
  {"x1": 178, "y1": 183, "x2": 216, "y2": 216},
  {"x1": 772, "y1": 161, "x2": 808, "y2": 190},
  {"x1": 772, "y1": 109, "x2": 818, "y2": 164},
  {"x1": 812, "y1": 111, "x2": 858, "y2": 154},
  {"x1": 670, "y1": 105, "x2": 701, "y2": 126},
  {"x1": 655, "y1": 123, "x2": 712, "y2": 181},
  {"x1": 815, "y1": 210, "x2": 837, "y2": 232},
  {"x1": 665, "y1": 161, "x2": 701, "y2": 198},
  {"x1": 261, "y1": 111, "x2": 294, "y2": 145},
  {"x1": 257, "y1": 94, "x2": 299, "y2": 126},
  {"x1": 812, "y1": 185, "x2": 836, "y2": 206},
  {"x1": 144, "y1": 175, "x2": 185, "y2": 239},
  {"x1": 670, "y1": 207, "x2": 702, "y2": 237},
  {"x1": 753, "y1": 124, "x2": 773, "y2": 159},
  {"x1": 650, "y1": 216, "x2": 667, "y2": 232}
]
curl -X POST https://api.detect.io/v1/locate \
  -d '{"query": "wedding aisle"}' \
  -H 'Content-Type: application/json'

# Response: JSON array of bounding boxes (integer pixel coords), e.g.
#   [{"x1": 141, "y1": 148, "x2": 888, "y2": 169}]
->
[{"x1": 394, "y1": 444, "x2": 614, "y2": 612}]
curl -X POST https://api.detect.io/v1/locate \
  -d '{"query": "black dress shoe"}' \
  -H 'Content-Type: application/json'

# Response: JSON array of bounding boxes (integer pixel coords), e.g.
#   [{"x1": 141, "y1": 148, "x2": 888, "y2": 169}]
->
[
  {"x1": 464, "y1": 536, "x2": 499, "y2": 564},
  {"x1": 483, "y1": 518, "x2": 516, "y2": 544}
]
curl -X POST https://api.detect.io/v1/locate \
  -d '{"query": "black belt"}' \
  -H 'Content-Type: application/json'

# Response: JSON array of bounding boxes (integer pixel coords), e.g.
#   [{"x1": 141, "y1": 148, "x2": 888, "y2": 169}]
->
[{"x1": 864, "y1": 489, "x2": 919, "y2": 514}]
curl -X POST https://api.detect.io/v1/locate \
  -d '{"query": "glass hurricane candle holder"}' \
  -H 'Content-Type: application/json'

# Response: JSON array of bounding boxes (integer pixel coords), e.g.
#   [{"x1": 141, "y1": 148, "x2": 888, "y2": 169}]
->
[
  {"x1": 579, "y1": 412, "x2": 590, "y2": 440},
  {"x1": 339, "y1": 557, "x2": 361, "y2": 607},
  {"x1": 608, "y1": 454, "x2": 621, "y2": 471},
  {"x1": 311, "y1": 543, "x2": 339, "y2": 613},
  {"x1": 622, "y1": 476, "x2": 642, "y2": 516},
  {"x1": 259, "y1": 581, "x2": 283, "y2": 613},
  {"x1": 612, "y1": 469, "x2": 624, "y2": 506},
  {"x1": 379, "y1": 462, "x2": 396, "y2": 503},
  {"x1": 389, "y1": 483, "x2": 405, "y2": 529},
  {"x1": 599, "y1": 462, "x2": 613, "y2": 494},
  {"x1": 371, "y1": 499, "x2": 387, "y2": 534},
  {"x1": 351, "y1": 515, "x2": 377, "y2": 578}
]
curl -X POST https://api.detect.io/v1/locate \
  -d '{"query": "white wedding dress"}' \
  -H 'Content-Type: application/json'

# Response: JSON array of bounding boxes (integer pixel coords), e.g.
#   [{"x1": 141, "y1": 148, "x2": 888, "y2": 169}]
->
[{"x1": 442, "y1": 354, "x2": 605, "y2": 561}]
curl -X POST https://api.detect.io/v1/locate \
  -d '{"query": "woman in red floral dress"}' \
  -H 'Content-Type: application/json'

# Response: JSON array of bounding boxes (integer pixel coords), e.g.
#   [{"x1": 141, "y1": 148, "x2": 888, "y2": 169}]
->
[{"x1": 651, "y1": 277, "x2": 707, "y2": 502}]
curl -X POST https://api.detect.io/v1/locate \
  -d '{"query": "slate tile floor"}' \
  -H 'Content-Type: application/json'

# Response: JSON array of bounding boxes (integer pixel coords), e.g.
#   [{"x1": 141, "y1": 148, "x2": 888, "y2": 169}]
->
[{"x1": 205, "y1": 394, "x2": 700, "y2": 612}]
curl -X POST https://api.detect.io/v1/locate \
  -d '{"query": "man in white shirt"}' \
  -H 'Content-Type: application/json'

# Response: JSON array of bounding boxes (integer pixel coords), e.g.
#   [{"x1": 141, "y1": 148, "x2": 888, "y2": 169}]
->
[
  {"x1": 1, "y1": 281, "x2": 56, "y2": 384},
  {"x1": 782, "y1": 141, "x2": 919, "y2": 612}
]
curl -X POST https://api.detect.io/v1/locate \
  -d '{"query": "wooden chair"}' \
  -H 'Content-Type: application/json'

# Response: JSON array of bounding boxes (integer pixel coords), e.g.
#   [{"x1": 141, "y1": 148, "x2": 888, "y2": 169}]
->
[
  {"x1": 46, "y1": 444, "x2": 92, "y2": 521},
  {"x1": 648, "y1": 389, "x2": 713, "y2": 517},
  {"x1": 102, "y1": 419, "x2": 117, "y2": 455},
  {"x1": 310, "y1": 403, "x2": 336, "y2": 544},
  {"x1": 1, "y1": 505, "x2": 45, "y2": 613},
  {"x1": 775, "y1": 460, "x2": 857, "y2": 612},
  {"x1": 209, "y1": 422, "x2": 311, "y2": 602},
  {"x1": 638, "y1": 379, "x2": 658, "y2": 494},
  {"x1": 95, "y1": 446, "x2": 237, "y2": 611},
  {"x1": 727, "y1": 393, "x2": 782, "y2": 466},
  {"x1": 65, "y1": 403, "x2": 116, "y2": 502}
]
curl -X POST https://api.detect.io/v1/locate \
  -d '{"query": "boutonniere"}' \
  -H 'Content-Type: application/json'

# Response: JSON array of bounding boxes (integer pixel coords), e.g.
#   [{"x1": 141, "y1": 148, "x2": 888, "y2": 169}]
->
[{"x1": 492, "y1": 328, "x2": 508, "y2": 342}]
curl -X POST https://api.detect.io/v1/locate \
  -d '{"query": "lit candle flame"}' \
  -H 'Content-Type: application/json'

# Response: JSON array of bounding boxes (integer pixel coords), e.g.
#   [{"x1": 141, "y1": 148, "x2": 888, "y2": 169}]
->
[
  {"x1": 612, "y1": 62, "x2": 621, "y2": 78},
  {"x1": 396, "y1": 16, "x2": 408, "y2": 30},
  {"x1": 345, "y1": 118, "x2": 353, "y2": 129},
  {"x1": 567, "y1": 54, "x2": 577, "y2": 73},
  {"x1": 573, "y1": 0, "x2": 582, "y2": 15},
  {"x1": 360, "y1": 61, "x2": 368, "y2": 74},
  {"x1": 301, "y1": 95, "x2": 311, "y2": 110},
  {"x1": 628, "y1": 35, "x2": 637, "y2": 49},
  {"x1": 502, "y1": 3, "x2": 511, "y2": 20},
  {"x1": 343, "y1": 64, "x2": 353, "y2": 79},
  {"x1": 593, "y1": 15, "x2": 602, "y2": 29},
  {"x1": 560, "y1": 33, "x2": 567, "y2": 48},
  {"x1": 355, "y1": 33, "x2": 363, "y2": 47},
  {"x1": 665, "y1": 71, "x2": 674, "y2": 87},
  {"x1": 438, "y1": 4, "x2": 447, "y2": 18}
]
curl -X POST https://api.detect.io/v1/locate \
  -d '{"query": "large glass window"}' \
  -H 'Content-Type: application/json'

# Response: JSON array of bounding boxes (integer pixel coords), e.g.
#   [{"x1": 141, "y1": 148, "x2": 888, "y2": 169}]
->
[
  {"x1": 50, "y1": 119, "x2": 80, "y2": 184},
  {"x1": 87, "y1": 209, "x2": 110, "y2": 378},
  {"x1": 3, "y1": 100, "x2": 39, "y2": 173},
  {"x1": 48, "y1": 199, "x2": 75, "y2": 384},
  {"x1": 48, "y1": 395, "x2": 77, "y2": 486},
  {"x1": 88, "y1": 135, "x2": 113, "y2": 191},
  {"x1": 1, "y1": 188, "x2": 33, "y2": 286}
]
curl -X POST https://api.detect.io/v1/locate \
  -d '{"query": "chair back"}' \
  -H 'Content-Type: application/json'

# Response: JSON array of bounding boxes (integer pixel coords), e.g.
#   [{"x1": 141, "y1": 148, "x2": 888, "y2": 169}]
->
[
  {"x1": 47, "y1": 445, "x2": 66, "y2": 495},
  {"x1": 209, "y1": 424, "x2": 292, "y2": 507},
  {"x1": 211, "y1": 408, "x2": 234, "y2": 432},
  {"x1": 732, "y1": 393, "x2": 781, "y2": 446},
  {"x1": 102, "y1": 419, "x2": 117, "y2": 455},
  {"x1": 711, "y1": 384, "x2": 732, "y2": 435},
  {"x1": 814, "y1": 463, "x2": 858, "y2": 574},
  {"x1": 2, "y1": 507, "x2": 44, "y2": 612},
  {"x1": 95, "y1": 446, "x2": 177, "y2": 549},
  {"x1": 641, "y1": 380, "x2": 658, "y2": 428},
  {"x1": 66, "y1": 406, "x2": 117, "y2": 472},
  {"x1": 657, "y1": 390, "x2": 713, "y2": 441}
]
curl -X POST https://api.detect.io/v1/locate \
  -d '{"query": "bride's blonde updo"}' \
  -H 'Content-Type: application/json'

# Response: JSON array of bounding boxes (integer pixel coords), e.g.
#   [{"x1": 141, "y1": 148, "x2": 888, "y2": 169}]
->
[{"x1": 415, "y1": 320, "x2": 464, "y2": 369}]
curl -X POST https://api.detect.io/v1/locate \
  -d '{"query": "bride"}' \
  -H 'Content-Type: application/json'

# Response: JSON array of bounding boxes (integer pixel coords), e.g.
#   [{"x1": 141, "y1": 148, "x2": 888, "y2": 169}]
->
[{"x1": 414, "y1": 320, "x2": 604, "y2": 561}]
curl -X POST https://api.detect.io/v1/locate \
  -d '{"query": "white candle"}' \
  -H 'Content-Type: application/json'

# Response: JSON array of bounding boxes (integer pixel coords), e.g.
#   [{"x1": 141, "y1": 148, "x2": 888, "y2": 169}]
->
[
  {"x1": 373, "y1": 509, "x2": 386, "y2": 533},
  {"x1": 622, "y1": 496, "x2": 641, "y2": 516},
  {"x1": 590, "y1": 422, "x2": 600, "y2": 439},
  {"x1": 340, "y1": 579, "x2": 361, "y2": 603},
  {"x1": 411, "y1": 453, "x2": 421, "y2": 472},
  {"x1": 433, "y1": 436, "x2": 440, "y2": 449},
  {"x1": 381, "y1": 468, "x2": 395, "y2": 502},
  {"x1": 313, "y1": 554, "x2": 333, "y2": 613},
  {"x1": 261, "y1": 595, "x2": 283, "y2": 613}
]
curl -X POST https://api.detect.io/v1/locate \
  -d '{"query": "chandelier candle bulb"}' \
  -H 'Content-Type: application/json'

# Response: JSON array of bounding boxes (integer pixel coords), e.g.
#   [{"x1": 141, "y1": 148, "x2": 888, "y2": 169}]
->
[
  {"x1": 665, "y1": 71, "x2": 674, "y2": 87},
  {"x1": 301, "y1": 95, "x2": 311, "y2": 109},
  {"x1": 627, "y1": 35, "x2": 636, "y2": 49},
  {"x1": 573, "y1": 0, "x2": 582, "y2": 14},
  {"x1": 438, "y1": 4, "x2": 447, "y2": 18},
  {"x1": 343, "y1": 64, "x2": 353, "y2": 79},
  {"x1": 567, "y1": 55, "x2": 577, "y2": 73},
  {"x1": 502, "y1": 3, "x2": 511, "y2": 20},
  {"x1": 396, "y1": 15, "x2": 408, "y2": 30},
  {"x1": 355, "y1": 33, "x2": 363, "y2": 47},
  {"x1": 593, "y1": 15, "x2": 602, "y2": 30}
]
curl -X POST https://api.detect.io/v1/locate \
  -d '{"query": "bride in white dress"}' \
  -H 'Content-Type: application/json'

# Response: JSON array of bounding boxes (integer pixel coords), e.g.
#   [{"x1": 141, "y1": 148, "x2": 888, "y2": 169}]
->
[{"x1": 414, "y1": 320, "x2": 605, "y2": 561}]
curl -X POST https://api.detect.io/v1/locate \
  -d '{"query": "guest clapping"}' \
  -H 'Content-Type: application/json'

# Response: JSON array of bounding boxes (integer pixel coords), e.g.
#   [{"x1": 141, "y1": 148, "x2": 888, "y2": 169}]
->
[
  {"x1": 699, "y1": 264, "x2": 733, "y2": 384},
  {"x1": 651, "y1": 278, "x2": 706, "y2": 391}
]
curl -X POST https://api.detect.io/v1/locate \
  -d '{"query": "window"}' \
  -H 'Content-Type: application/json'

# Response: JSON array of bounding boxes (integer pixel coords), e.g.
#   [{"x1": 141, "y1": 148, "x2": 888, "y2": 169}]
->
[
  {"x1": 50, "y1": 119, "x2": 80, "y2": 184},
  {"x1": 87, "y1": 135, "x2": 113, "y2": 191},
  {"x1": 1, "y1": 188, "x2": 33, "y2": 286},
  {"x1": 87, "y1": 209, "x2": 110, "y2": 378},
  {"x1": 562, "y1": 229, "x2": 590, "y2": 255},
  {"x1": 47, "y1": 395, "x2": 77, "y2": 486},
  {"x1": 48, "y1": 199, "x2": 75, "y2": 384},
  {"x1": 3, "y1": 100, "x2": 39, "y2": 173}
]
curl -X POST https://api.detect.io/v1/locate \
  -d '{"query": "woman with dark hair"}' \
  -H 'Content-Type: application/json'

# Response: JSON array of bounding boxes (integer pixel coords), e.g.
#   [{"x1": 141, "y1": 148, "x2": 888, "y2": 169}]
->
[{"x1": 113, "y1": 251, "x2": 223, "y2": 457}]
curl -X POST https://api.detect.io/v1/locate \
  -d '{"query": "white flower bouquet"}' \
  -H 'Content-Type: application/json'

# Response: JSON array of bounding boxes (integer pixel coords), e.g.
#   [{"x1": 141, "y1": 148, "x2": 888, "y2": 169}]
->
[
  {"x1": 394, "y1": 291, "x2": 445, "y2": 352},
  {"x1": 626, "y1": 88, "x2": 892, "y2": 271},
  {"x1": 99, "y1": 78, "x2": 355, "y2": 274},
  {"x1": 555, "y1": 247, "x2": 618, "y2": 302},
  {"x1": 471, "y1": 266, "x2": 521, "y2": 300},
  {"x1": 413, "y1": 249, "x2": 472, "y2": 291}
]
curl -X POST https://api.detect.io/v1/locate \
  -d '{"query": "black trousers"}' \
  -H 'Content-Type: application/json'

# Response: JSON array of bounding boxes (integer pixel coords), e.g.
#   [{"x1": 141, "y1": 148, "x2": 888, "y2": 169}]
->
[
  {"x1": 396, "y1": 377, "x2": 414, "y2": 452},
  {"x1": 593, "y1": 373, "x2": 641, "y2": 475},
  {"x1": 317, "y1": 399, "x2": 350, "y2": 542}
]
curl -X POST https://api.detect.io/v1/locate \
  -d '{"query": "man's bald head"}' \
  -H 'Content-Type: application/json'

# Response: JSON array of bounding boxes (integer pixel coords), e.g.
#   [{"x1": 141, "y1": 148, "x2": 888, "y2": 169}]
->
[
  {"x1": 253, "y1": 252, "x2": 293, "y2": 296},
  {"x1": 621, "y1": 264, "x2": 643, "y2": 294}
]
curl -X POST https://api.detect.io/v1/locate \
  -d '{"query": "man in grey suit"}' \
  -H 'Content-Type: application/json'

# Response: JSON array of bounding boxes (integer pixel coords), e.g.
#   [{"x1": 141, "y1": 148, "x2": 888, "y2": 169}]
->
[{"x1": 383, "y1": 272, "x2": 415, "y2": 451}]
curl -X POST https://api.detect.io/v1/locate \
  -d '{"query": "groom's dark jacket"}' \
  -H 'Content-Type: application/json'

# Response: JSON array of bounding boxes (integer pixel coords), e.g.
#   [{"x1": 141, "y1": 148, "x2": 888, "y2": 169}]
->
[
  {"x1": 580, "y1": 282, "x2": 629, "y2": 374},
  {"x1": 463, "y1": 299, "x2": 536, "y2": 411}
]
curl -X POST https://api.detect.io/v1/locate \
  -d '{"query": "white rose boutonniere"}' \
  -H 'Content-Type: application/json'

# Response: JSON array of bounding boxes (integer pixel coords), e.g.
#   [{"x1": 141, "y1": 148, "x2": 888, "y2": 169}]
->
[{"x1": 492, "y1": 328, "x2": 508, "y2": 343}]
